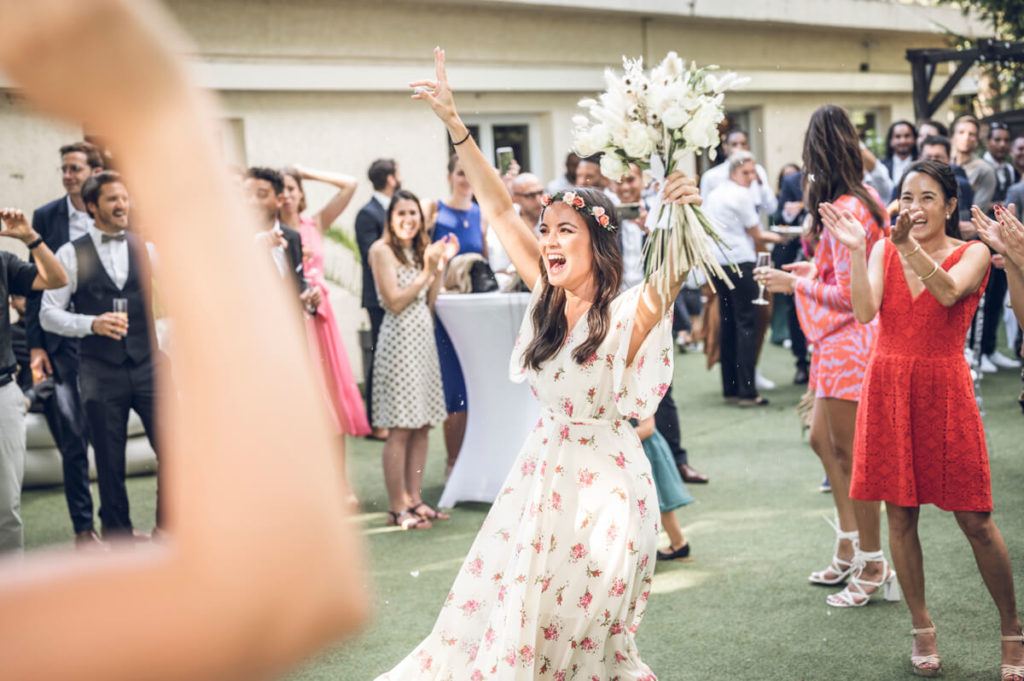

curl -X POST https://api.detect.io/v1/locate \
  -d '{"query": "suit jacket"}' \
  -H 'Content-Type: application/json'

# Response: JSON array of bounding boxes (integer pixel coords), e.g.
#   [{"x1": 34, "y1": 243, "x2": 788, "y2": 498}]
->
[
  {"x1": 279, "y1": 224, "x2": 308, "y2": 294},
  {"x1": 774, "y1": 170, "x2": 805, "y2": 226},
  {"x1": 355, "y1": 198, "x2": 386, "y2": 310},
  {"x1": 26, "y1": 196, "x2": 74, "y2": 356},
  {"x1": 1007, "y1": 180, "x2": 1024, "y2": 217}
]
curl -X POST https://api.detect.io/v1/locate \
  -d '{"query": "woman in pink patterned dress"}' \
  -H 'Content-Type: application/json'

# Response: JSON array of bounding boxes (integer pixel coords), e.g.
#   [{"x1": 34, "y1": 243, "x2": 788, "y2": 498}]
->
[
  {"x1": 369, "y1": 48, "x2": 701, "y2": 680},
  {"x1": 280, "y1": 166, "x2": 371, "y2": 507},
  {"x1": 758, "y1": 105, "x2": 897, "y2": 608}
]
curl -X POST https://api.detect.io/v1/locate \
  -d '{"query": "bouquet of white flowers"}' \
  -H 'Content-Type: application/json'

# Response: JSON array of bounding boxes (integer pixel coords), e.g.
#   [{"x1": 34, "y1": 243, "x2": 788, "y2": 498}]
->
[{"x1": 572, "y1": 52, "x2": 748, "y2": 293}]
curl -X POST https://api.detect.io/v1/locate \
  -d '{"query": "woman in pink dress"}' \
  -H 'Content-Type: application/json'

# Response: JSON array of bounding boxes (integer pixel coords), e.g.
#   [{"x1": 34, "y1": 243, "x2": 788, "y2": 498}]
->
[
  {"x1": 280, "y1": 166, "x2": 371, "y2": 506},
  {"x1": 758, "y1": 105, "x2": 896, "y2": 608}
]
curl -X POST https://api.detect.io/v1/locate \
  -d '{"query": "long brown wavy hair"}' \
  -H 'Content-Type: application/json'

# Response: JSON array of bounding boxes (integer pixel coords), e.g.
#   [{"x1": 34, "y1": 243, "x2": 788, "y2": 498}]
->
[
  {"x1": 522, "y1": 187, "x2": 622, "y2": 371},
  {"x1": 802, "y1": 105, "x2": 887, "y2": 235},
  {"x1": 384, "y1": 189, "x2": 429, "y2": 268}
]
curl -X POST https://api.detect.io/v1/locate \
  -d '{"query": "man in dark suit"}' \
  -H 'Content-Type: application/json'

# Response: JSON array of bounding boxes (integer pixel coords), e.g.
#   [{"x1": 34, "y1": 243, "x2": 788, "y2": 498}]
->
[
  {"x1": 355, "y1": 158, "x2": 400, "y2": 439},
  {"x1": 40, "y1": 172, "x2": 161, "y2": 539},
  {"x1": 26, "y1": 141, "x2": 104, "y2": 546},
  {"x1": 243, "y1": 167, "x2": 320, "y2": 312},
  {"x1": 773, "y1": 169, "x2": 810, "y2": 385}
]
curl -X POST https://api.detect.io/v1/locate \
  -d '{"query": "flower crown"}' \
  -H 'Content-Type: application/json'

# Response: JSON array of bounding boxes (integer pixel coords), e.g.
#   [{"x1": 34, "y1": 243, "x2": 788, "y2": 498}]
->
[{"x1": 541, "y1": 191, "x2": 615, "y2": 231}]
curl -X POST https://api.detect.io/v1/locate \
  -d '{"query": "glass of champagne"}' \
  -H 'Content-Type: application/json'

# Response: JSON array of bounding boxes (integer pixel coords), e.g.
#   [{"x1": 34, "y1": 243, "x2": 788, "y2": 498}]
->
[
  {"x1": 112, "y1": 298, "x2": 128, "y2": 330},
  {"x1": 752, "y1": 251, "x2": 771, "y2": 305}
]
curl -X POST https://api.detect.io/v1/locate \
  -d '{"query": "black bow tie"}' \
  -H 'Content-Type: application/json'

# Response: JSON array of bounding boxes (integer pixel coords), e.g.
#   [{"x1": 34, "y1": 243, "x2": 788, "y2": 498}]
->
[{"x1": 101, "y1": 232, "x2": 127, "y2": 243}]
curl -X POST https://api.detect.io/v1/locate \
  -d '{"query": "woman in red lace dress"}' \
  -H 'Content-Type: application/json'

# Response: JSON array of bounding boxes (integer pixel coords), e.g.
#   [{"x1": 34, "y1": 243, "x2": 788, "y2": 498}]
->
[
  {"x1": 757, "y1": 106, "x2": 893, "y2": 609},
  {"x1": 824, "y1": 159, "x2": 1023, "y2": 680}
]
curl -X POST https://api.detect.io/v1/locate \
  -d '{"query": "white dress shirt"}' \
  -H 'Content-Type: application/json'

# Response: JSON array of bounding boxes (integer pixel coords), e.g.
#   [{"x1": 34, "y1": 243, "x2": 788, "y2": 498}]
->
[
  {"x1": 620, "y1": 219, "x2": 646, "y2": 290},
  {"x1": 373, "y1": 191, "x2": 391, "y2": 211},
  {"x1": 705, "y1": 180, "x2": 759, "y2": 266},
  {"x1": 41, "y1": 226, "x2": 152, "y2": 338},
  {"x1": 699, "y1": 162, "x2": 777, "y2": 218},
  {"x1": 66, "y1": 195, "x2": 94, "y2": 242},
  {"x1": 890, "y1": 155, "x2": 913, "y2": 185}
]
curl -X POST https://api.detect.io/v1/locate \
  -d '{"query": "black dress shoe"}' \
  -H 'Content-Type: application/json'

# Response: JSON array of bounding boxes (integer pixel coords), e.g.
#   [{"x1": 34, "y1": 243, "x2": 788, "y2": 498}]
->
[
  {"x1": 657, "y1": 542, "x2": 692, "y2": 561},
  {"x1": 794, "y1": 367, "x2": 809, "y2": 385},
  {"x1": 678, "y1": 464, "x2": 709, "y2": 484}
]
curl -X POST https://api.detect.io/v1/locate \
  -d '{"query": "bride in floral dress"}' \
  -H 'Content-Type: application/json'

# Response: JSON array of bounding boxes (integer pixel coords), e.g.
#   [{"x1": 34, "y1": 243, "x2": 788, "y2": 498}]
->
[{"x1": 373, "y1": 49, "x2": 703, "y2": 680}]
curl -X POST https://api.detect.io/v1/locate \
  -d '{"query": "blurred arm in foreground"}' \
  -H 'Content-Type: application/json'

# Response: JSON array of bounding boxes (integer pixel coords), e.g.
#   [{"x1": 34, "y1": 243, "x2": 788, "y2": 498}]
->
[{"x1": 0, "y1": 1, "x2": 368, "y2": 679}]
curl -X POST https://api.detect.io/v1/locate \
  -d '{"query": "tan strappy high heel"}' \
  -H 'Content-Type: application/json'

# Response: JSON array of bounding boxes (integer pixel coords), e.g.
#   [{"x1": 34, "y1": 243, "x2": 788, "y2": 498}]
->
[
  {"x1": 1002, "y1": 633, "x2": 1024, "y2": 681},
  {"x1": 910, "y1": 626, "x2": 941, "y2": 677}
]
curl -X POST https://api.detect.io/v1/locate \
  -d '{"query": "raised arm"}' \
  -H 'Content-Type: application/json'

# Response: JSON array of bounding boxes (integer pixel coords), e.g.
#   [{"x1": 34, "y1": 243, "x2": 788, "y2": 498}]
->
[
  {"x1": 0, "y1": 209, "x2": 67, "y2": 291},
  {"x1": 627, "y1": 172, "x2": 702, "y2": 364},
  {"x1": 0, "y1": 1, "x2": 366, "y2": 679},
  {"x1": 819, "y1": 202, "x2": 884, "y2": 323},
  {"x1": 369, "y1": 240, "x2": 442, "y2": 314},
  {"x1": 296, "y1": 164, "x2": 358, "y2": 232},
  {"x1": 890, "y1": 206, "x2": 988, "y2": 307},
  {"x1": 410, "y1": 48, "x2": 541, "y2": 288},
  {"x1": 977, "y1": 203, "x2": 1024, "y2": 329}
]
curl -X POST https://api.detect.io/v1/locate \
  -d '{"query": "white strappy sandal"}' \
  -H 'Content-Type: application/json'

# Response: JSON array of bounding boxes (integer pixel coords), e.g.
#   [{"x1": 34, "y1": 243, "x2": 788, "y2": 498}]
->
[
  {"x1": 826, "y1": 549, "x2": 901, "y2": 607},
  {"x1": 910, "y1": 626, "x2": 941, "y2": 677},
  {"x1": 808, "y1": 514, "x2": 859, "y2": 585},
  {"x1": 1002, "y1": 633, "x2": 1024, "y2": 681}
]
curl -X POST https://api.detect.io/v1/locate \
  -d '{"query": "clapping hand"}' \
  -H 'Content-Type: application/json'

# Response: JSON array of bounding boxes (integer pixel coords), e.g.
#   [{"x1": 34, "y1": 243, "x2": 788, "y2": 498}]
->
[
  {"x1": 410, "y1": 47, "x2": 458, "y2": 125},
  {"x1": 0, "y1": 208, "x2": 38, "y2": 244},
  {"x1": 425, "y1": 240, "x2": 446, "y2": 273},
  {"x1": 891, "y1": 208, "x2": 925, "y2": 246},
  {"x1": 995, "y1": 204, "x2": 1024, "y2": 269},
  {"x1": 819, "y1": 202, "x2": 866, "y2": 252}
]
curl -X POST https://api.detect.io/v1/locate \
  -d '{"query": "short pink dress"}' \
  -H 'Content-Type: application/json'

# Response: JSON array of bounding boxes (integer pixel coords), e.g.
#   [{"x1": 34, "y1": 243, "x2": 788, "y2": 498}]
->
[
  {"x1": 794, "y1": 190, "x2": 888, "y2": 402},
  {"x1": 299, "y1": 216, "x2": 371, "y2": 436}
]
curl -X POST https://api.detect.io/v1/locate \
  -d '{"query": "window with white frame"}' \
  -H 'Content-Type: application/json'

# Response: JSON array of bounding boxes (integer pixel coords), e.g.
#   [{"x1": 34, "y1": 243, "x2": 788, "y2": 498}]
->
[{"x1": 450, "y1": 114, "x2": 541, "y2": 174}]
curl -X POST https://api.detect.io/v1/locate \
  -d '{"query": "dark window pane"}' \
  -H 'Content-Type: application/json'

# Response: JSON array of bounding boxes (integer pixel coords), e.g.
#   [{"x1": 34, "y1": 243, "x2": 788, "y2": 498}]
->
[{"x1": 493, "y1": 125, "x2": 530, "y2": 172}]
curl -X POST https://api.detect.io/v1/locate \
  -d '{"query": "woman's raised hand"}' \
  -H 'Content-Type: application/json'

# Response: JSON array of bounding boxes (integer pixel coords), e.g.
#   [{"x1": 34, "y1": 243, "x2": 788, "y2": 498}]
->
[
  {"x1": 996, "y1": 204, "x2": 1024, "y2": 269},
  {"x1": 819, "y1": 202, "x2": 866, "y2": 252},
  {"x1": 410, "y1": 47, "x2": 458, "y2": 125},
  {"x1": 661, "y1": 171, "x2": 702, "y2": 207},
  {"x1": 890, "y1": 208, "x2": 923, "y2": 246},
  {"x1": 974, "y1": 205, "x2": 1006, "y2": 255}
]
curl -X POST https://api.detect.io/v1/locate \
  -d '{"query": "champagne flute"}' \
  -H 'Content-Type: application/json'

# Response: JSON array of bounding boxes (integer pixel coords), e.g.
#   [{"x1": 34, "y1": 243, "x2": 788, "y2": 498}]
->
[
  {"x1": 752, "y1": 251, "x2": 771, "y2": 305},
  {"x1": 112, "y1": 298, "x2": 128, "y2": 320}
]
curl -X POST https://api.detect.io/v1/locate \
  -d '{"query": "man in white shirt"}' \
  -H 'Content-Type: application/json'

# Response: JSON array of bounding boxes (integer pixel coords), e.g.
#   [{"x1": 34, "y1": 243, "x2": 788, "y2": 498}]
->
[
  {"x1": 41, "y1": 171, "x2": 161, "y2": 539},
  {"x1": 25, "y1": 141, "x2": 104, "y2": 547},
  {"x1": 700, "y1": 130, "x2": 777, "y2": 219},
  {"x1": 705, "y1": 151, "x2": 785, "y2": 407},
  {"x1": 953, "y1": 115, "x2": 997, "y2": 214}
]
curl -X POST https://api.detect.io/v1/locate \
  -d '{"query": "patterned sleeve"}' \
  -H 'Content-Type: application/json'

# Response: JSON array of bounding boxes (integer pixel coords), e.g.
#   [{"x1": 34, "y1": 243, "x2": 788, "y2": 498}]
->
[
  {"x1": 508, "y1": 277, "x2": 546, "y2": 383},
  {"x1": 610, "y1": 285, "x2": 674, "y2": 420},
  {"x1": 792, "y1": 196, "x2": 864, "y2": 342}
]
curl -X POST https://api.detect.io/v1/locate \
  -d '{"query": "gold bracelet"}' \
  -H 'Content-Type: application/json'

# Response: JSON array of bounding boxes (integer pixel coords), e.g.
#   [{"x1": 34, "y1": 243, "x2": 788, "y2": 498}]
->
[
  {"x1": 918, "y1": 262, "x2": 940, "y2": 281},
  {"x1": 900, "y1": 243, "x2": 921, "y2": 259}
]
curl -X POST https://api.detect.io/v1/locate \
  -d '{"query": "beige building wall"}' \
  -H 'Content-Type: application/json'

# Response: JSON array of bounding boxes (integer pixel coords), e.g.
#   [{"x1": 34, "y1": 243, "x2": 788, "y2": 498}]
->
[{"x1": 1, "y1": 0, "x2": 982, "y2": 362}]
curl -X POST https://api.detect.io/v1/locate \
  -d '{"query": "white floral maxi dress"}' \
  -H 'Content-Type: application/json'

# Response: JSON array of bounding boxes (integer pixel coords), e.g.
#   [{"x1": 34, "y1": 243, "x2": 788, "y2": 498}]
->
[{"x1": 374, "y1": 284, "x2": 673, "y2": 681}]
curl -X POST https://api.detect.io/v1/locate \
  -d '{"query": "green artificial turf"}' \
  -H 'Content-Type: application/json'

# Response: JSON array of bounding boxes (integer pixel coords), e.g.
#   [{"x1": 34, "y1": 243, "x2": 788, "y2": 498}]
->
[{"x1": 22, "y1": 341, "x2": 1024, "y2": 681}]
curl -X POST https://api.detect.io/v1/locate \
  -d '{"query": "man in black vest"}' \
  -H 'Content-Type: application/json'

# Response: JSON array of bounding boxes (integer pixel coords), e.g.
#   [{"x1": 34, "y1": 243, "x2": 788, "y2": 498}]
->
[
  {"x1": 41, "y1": 171, "x2": 160, "y2": 539},
  {"x1": 355, "y1": 158, "x2": 400, "y2": 439},
  {"x1": 26, "y1": 141, "x2": 104, "y2": 546}
]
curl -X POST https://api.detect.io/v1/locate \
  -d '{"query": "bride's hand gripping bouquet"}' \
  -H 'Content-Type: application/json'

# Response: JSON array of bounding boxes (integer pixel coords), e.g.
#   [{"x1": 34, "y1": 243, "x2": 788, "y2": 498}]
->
[{"x1": 573, "y1": 53, "x2": 748, "y2": 293}]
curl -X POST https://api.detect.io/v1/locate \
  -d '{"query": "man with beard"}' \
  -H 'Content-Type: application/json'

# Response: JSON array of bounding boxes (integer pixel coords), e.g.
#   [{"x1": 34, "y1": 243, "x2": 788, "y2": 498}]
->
[{"x1": 41, "y1": 171, "x2": 162, "y2": 539}]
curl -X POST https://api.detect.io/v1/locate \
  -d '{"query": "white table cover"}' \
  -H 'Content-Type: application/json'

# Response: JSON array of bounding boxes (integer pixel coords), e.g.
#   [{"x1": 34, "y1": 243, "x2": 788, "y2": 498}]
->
[{"x1": 435, "y1": 292, "x2": 539, "y2": 507}]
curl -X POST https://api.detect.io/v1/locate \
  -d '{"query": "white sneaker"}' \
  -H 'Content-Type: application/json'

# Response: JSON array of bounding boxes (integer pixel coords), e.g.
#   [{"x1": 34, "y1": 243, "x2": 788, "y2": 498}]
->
[
  {"x1": 755, "y1": 371, "x2": 776, "y2": 391},
  {"x1": 979, "y1": 355, "x2": 999, "y2": 373},
  {"x1": 964, "y1": 347, "x2": 976, "y2": 364},
  {"x1": 987, "y1": 350, "x2": 1021, "y2": 369}
]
